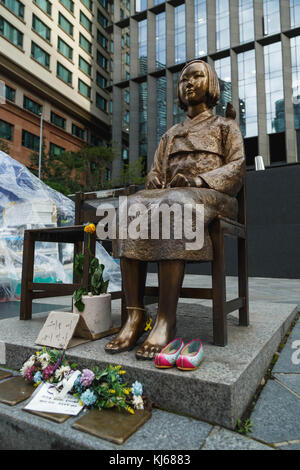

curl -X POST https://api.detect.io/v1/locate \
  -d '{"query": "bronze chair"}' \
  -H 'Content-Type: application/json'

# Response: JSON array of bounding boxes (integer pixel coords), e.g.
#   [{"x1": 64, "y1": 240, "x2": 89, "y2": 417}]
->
[
  {"x1": 20, "y1": 187, "x2": 137, "y2": 321},
  {"x1": 134, "y1": 184, "x2": 249, "y2": 347}
]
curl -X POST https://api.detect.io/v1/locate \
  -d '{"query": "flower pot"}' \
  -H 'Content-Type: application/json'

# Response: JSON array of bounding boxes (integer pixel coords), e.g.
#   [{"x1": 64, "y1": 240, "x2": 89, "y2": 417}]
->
[{"x1": 73, "y1": 293, "x2": 112, "y2": 336}]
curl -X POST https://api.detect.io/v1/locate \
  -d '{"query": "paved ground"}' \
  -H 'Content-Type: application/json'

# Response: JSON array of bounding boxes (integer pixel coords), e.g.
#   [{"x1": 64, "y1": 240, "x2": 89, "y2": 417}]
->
[{"x1": 0, "y1": 274, "x2": 299, "y2": 450}]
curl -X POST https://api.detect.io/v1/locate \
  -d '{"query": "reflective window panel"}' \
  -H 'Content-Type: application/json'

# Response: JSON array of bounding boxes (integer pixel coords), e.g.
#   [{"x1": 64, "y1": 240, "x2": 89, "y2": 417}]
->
[
  {"x1": 239, "y1": 0, "x2": 254, "y2": 44},
  {"x1": 139, "y1": 82, "x2": 148, "y2": 158},
  {"x1": 194, "y1": 0, "x2": 207, "y2": 57},
  {"x1": 263, "y1": 0, "x2": 280, "y2": 36},
  {"x1": 216, "y1": 0, "x2": 230, "y2": 51},
  {"x1": 238, "y1": 49, "x2": 258, "y2": 137},
  {"x1": 291, "y1": 36, "x2": 300, "y2": 129},
  {"x1": 290, "y1": 0, "x2": 300, "y2": 28},
  {"x1": 264, "y1": 42, "x2": 285, "y2": 133},
  {"x1": 156, "y1": 12, "x2": 166, "y2": 70},
  {"x1": 173, "y1": 71, "x2": 186, "y2": 124},
  {"x1": 157, "y1": 76, "x2": 167, "y2": 144},
  {"x1": 139, "y1": 19, "x2": 147, "y2": 75},
  {"x1": 214, "y1": 57, "x2": 232, "y2": 117},
  {"x1": 175, "y1": 4, "x2": 186, "y2": 64}
]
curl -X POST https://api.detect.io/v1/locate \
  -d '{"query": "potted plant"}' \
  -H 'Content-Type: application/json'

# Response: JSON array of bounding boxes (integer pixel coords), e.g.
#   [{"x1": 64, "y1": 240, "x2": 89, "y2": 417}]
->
[{"x1": 73, "y1": 224, "x2": 112, "y2": 335}]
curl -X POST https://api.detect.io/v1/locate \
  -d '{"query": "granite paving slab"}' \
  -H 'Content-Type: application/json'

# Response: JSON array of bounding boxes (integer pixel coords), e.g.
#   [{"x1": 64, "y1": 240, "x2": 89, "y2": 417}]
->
[
  {"x1": 272, "y1": 320, "x2": 300, "y2": 374},
  {"x1": 0, "y1": 300, "x2": 297, "y2": 429},
  {"x1": 273, "y1": 374, "x2": 300, "y2": 396},
  {"x1": 201, "y1": 426, "x2": 273, "y2": 450},
  {"x1": 250, "y1": 380, "x2": 300, "y2": 444},
  {"x1": 276, "y1": 442, "x2": 300, "y2": 450}
]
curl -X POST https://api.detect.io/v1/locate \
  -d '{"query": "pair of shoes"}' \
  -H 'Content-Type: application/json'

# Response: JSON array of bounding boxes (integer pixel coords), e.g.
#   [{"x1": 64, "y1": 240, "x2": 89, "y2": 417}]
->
[{"x1": 155, "y1": 338, "x2": 204, "y2": 371}]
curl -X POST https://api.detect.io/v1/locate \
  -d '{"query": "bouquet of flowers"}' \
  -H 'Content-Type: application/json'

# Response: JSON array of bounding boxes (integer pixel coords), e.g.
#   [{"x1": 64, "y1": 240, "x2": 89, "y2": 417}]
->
[
  {"x1": 20, "y1": 349, "x2": 146, "y2": 414},
  {"x1": 20, "y1": 347, "x2": 73, "y2": 386}
]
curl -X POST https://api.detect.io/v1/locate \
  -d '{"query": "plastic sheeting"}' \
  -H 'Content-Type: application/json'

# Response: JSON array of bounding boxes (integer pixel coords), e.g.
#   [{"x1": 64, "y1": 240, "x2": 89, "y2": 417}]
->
[{"x1": 0, "y1": 151, "x2": 121, "y2": 301}]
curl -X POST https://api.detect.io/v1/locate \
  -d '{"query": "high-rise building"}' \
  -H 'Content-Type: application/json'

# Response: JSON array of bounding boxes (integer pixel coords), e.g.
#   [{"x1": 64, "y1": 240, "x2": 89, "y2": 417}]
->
[
  {"x1": 0, "y1": 0, "x2": 112, "y2": 167},
  {"x1": 111, "y1": 0, "x2": 300, "y2": 175}
]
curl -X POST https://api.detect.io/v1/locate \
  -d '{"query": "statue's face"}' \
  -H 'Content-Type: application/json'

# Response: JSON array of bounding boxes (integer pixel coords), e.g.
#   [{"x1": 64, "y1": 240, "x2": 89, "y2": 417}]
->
[{"x1": 178, "y1": 62, "x2": 209, "y2": 108}]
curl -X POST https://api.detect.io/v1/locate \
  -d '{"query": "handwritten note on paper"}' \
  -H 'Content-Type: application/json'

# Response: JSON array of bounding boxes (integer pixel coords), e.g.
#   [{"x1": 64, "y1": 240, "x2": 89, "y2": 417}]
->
[
  {"x1": 35, "y1": 311, "x2": 82, "y2": 349},
  {"x1": 24, "y1": 383, "x2": 84, "y2": 415}
]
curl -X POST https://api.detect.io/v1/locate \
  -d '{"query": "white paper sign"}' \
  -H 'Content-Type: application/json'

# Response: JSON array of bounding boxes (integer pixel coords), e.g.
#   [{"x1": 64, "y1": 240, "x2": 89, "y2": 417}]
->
[{"x1": 24, "y1": 383, "x2": 84, "y2": 415}]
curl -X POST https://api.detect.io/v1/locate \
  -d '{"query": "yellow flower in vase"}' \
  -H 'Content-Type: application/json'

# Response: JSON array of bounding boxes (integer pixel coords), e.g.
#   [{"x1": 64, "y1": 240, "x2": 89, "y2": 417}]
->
[{"x1": 84, "y1": 223, "x2": 96, "y2": 234}]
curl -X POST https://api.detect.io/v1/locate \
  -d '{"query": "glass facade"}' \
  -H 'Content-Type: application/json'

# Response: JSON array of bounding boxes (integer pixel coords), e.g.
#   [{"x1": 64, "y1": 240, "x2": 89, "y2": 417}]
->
[
  {"x1": 34, "y1": 0, "x2": 51, "y2": 16},
  {"x1": 174, "y1": 4, "x2": 186, "y2": 64},
  {"x1": 1, "y1": 0, "x2": 24, "y2": 19},
  {"x1": 239, "y1": 0, "x2": 254, "y2": 44},
  {"x1": 263, "y1": 0, "x2": 280, "y2": 36},
  {"x1": 122, "y1": 88, "x2": 130, "y2": 133},
  {"x1": 0, "y1": 17, "x2": 23, "y2": 48},
  {"x1": 121, "y1": 27, "x2": 130, "y2": 80},
  {"x1": 291, "y1": 36, "x2": 300, "y2": 129},
  {"x1": 264, "y1": 42, "x2": 285, "y2": 133},
  {"x1": 216, "y1": 0, "x2": 230, "y2": 51},
  {"x1": 173, "y1": 71, "x2": 185, "y2": 125},
  {"x1": 214, "y1": 57, "x2": 232, "y2": 117},
  {"x1": 31, "y1": 41, "x2": 50, "y2": 68},
  {"x1": 157, "y1": 76, "x2": 167, "y2": 144},
  {"x1": 238, "y1": 50, "x2": 258, "y2": 137},
  {"x1": 58, "y1": 37, "x2": 73, "y2": 60},
  {"x1": 138, "y1": 20, "x2": 147, "y2": 75},
  {"x1": 135, "y1": 0, "x2": 147, "y2": 13},
  {"x1": 156, "y1": 12, "x2": 166, "y2": 70},
  {"x1": 290, "y1": 0, "x2": 300, "y2": 28},
  {"x1": 139, "y1": 82, "x2": 147, "y2": 160},
  {"x1": 194, "y1": 0, "x2": 207, "y2": 57}
]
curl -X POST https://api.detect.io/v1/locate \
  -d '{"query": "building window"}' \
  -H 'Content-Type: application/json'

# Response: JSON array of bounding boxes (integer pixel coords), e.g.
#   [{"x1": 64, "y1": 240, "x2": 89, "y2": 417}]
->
[
  {"x1": 263, "y1": 0, "x2": 280, "y2": 36},
  {"x1": 291, "y1": 0, "x2": 300, "y2": 28},
  {"x1": 244, "y1": 136, "x2": 259, "y2": 166},
  {"x1": 264, "y1": 42, "x2": 285, "y2": 133},
  {"x1": 97, "y1": 50, "x2": 108, "y2": 70},
  {"x1": 79, "y1": 56, "x2": 92, "y2": 76},
  {"x1": 0, "y1": 16, "x2": 23, "y2": 48},
  {"x1": 96, "y1": 93, "x2": 107, "y2": 110},
  {"x1": 121, "y1": 27, "x2": 130, "y2": 80},
  {"x1": 57, "y1": 61, "x2": 72, "y2": 84},
  {"x1": 58, "y1": 12, "x2": 73, "y2": 36},
  {"x1": 22, "y1": 130, "x2": 40, "y2": 151},
  {"x1": 269, "y1": 132, "x2": 286, "y2": 163},
  {"x1": 78, "y1": 79, "x2": 91, "y2": 98},
  {"x1": 156, "y1": 12, "x2": 166, "y2": 69},
  {"x1": 79, "y1": 33, "x2": 92, "y2": 54},
  {"x1": 216, "y1": 0, "x2": 230, "y2": 51},
  {"x1": 157, "y1": 76, "x2": 167, "y2": 145},
  {"x1": 82, "y1": 0, "x2": 93, "y2": 11},
  {"x1": 194, "y1": 0, "x2": 207, "y2": 57},
  {"x1": 239, "y1": 0, "x2": 254, "y2": 44},
  {"x1": 57, "y1": 36, "x2": 73, "y2": 60},
  {"x1": 51, "y1": 111, "x2": 66, "y2": 129},
  {"x1": 97, "y1": 9, "x2": 107, "y2": 27},
  {"x1": 105, "y1": 167, "x2": 111, "y2": 181},
  {"x1": 214, "y1": 56, "x2": 232, "y2": 117},
  {"x1": 138, "y1": 20, "x2": 147, "y2": 75},
  {"x1": 72, "y1": 124, "x2": 84, "y2": 139},
  {"x1": 238, "y1": 49, "x2": 258, "y2": 137},
  {"x1": 122, "y1": 88, "x2": 130, "y2": 132},
  {"x1": 139, "y1": 81, "x2": 147, "y2": 161},
  {"x1": 96, "y1": 71, "x2": 107, "y2": 88},
  {"x1": 5, "y1": 85, "x2": 15, "y2": 102},
  {"x1": 174, "y1": 4, "x2": 186, "y2": 64},
  {"x1": 33, "y1": 0, "x2": 52, "y2": 16},
  {"x1": 291, "y1": 36, "x2": 300, "y2": 129},
  {"x1": 31, "y1": 41, "x2": 50, "y2": 68},
  {"x1": 32, "y1": 14, "x2": 51, "y2": 41},
  {"x1": 97, "y1": 30, "x2": 107, "y2": 48},
  {"x1": 0, "y1": 120, "x2": 13, "y2": 141},
  {"x1": 23, "y1": 96, "x2": 42, "y2": 115},
  {"x1": 60, "y1": 0, "x2": 74, "y2": 13},
  {"x1": 173, "y1": 71, "x2": 186, "y2": 124},
  {"x1": 50, "y1": 142, "x2": 65, "y2": 157},
  {"x1": 80, "y1": 11, "x2": 92, "y2": 32},
  {"x1": 135, "y1": 0, "x2": 147, "y2": 12},
  {"x1": 0, "y1": 0, "x2": 24, "y2": 19}
]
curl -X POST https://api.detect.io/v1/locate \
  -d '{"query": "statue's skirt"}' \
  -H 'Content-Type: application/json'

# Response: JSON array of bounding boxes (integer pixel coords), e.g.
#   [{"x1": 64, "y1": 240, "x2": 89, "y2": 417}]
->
[{"x1": 112, "y1": 187, "x2": 238, "y2": 262}]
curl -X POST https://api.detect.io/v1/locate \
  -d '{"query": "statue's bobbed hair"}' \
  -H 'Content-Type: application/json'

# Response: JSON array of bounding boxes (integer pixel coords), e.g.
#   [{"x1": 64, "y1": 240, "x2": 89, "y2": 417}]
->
[{"x1": 177, "y1": 60, "x2": 220, "y2": 111}]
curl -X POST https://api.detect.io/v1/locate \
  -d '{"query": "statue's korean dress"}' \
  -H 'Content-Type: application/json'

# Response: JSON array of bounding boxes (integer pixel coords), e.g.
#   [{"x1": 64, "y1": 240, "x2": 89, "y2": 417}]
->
[{"x1": 113, "y1": 109, "x2": 245, "y2": 262}]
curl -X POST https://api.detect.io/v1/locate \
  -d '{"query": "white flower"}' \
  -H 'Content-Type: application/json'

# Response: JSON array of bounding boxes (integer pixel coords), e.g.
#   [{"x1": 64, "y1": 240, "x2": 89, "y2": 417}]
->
[
  {"x1": 20, "y1": 356, "x2": 35, "y2": 376},
  {"x1": 132, "y1": 395, "x2": 144, "y2": 410},
  {"x1": 38, "y1": 353, "x2": 51, "y2": 370},
  {"x1": 55, "y1": 365, "x2": 71, "y2": 381}
]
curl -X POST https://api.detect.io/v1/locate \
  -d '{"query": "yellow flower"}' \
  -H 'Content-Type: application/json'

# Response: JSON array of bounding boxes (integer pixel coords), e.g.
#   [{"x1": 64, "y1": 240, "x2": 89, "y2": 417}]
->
[
  {"x1": 124, "y1": 389, "x2": 130, "y2": 395},
  {"x1": 79, "y1": 400, "x2": 83, "y2": 406},
  {"x1": 119, "y1": 370, "x2": 126, "y2": 375},
  {"x1": 34, "y1": 382, "x2": 41, "y2": 388},
  {"x1": 35, "y1": 351, "x2": 40, "y2": 355},
  {"x1": 109, "y1": 389, "x2": 116, "y2": 394},
  {"x1": 84, "y1": 223, "x2": 96, "y2": 234},
  {"x1": 126, "y1": 406, "x2": 135, "y2": 415}
]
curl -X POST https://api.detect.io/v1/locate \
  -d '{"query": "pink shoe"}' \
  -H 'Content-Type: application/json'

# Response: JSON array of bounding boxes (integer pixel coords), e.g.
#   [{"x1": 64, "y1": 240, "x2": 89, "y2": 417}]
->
[
  {"x1": 176, "y1": 339, "x2": 204, "y2": 371},
  {"x1": 155, "y1": 338, "x2": 184, "y2": 369}
]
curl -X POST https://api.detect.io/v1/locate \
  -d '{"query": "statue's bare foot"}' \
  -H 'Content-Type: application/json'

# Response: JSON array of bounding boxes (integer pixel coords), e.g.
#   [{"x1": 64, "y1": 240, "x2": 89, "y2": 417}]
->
[
  {"x1": 105, "y1": 308, "x2": 146, "y2": 354},
  {"x1": 136, "y1": 319, "x2": 176, "y2": 360}
]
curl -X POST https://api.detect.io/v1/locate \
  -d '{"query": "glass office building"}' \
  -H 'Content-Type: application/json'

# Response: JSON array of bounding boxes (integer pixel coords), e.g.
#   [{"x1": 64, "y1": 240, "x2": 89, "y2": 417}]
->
[{"x1": 111, "y1": 0, "x2": 300, "y2": 176}]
